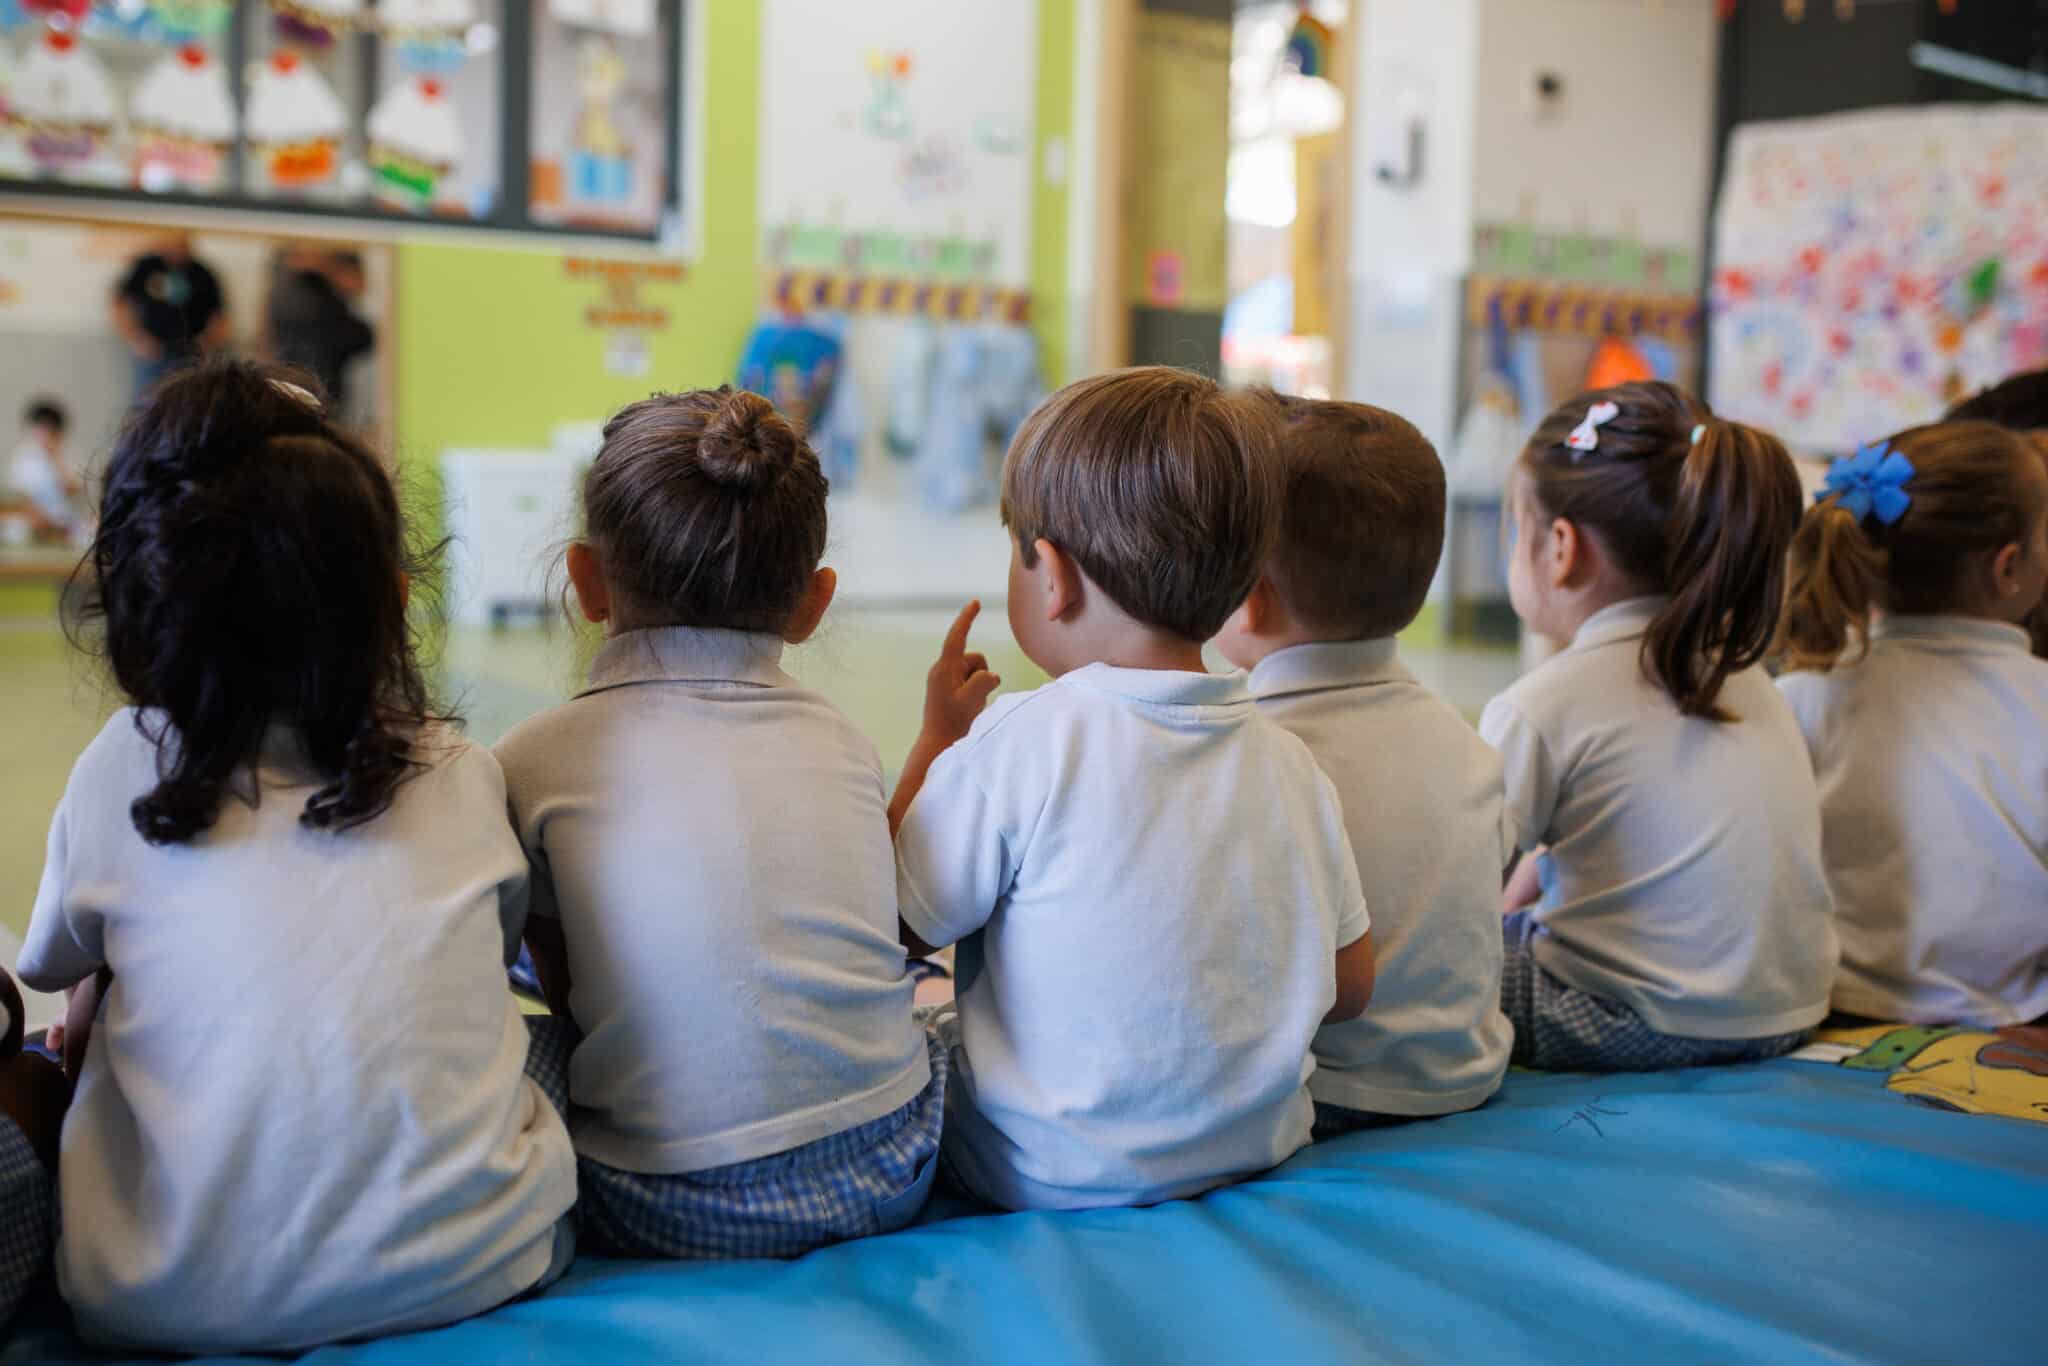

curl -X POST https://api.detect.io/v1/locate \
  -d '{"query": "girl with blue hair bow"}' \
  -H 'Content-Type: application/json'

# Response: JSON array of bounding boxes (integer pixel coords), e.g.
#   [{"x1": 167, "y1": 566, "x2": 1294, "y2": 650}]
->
[{"x1": 1780, "y1": 420, "x2": 2048, "y2": 1030}]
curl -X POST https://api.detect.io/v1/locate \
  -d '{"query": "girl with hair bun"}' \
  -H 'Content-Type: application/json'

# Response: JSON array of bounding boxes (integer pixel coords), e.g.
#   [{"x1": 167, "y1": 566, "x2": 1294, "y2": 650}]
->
[
  {"x1": 18, "y1": 360, "x2": 576, "y2": 1355},
  {"x1": 496, "y1": 386, "x2": 945, "y2": 1260},
  {"x1": 1482, "y1": 381, "x2": 1837, "y2": 1072},
  {"x1": 1779, "y1": 420, "x2": 2048, "y2": 1028}
]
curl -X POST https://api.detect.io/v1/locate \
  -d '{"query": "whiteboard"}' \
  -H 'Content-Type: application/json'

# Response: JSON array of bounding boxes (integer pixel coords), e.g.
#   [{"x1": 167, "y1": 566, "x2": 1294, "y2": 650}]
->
[{"x1": 758, "y1": 0, "x2": 1037, "y2": 290}]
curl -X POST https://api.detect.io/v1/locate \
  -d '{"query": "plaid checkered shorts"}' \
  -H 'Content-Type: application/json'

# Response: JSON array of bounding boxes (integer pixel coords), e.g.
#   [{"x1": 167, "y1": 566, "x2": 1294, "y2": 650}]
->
[
  {"x1": 0, "y1": 1113, "x2": 52, "y2": 1328},
  {"x1": 1500, "y1": 912, "x2": 1809, "y2": 1072},
  {"x1": 524, "y1": 1014, "x2": 944, "y2": 1261}
]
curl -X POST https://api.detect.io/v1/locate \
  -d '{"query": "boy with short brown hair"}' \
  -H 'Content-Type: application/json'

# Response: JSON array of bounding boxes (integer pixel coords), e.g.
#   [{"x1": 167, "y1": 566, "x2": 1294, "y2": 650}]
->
[
  {"x1": 890, "y1": 367, "x2": 1376, "y2": 1211},
  {"x1": 1216, "y1": 397, "x2": 1515, "y2": 1134}
]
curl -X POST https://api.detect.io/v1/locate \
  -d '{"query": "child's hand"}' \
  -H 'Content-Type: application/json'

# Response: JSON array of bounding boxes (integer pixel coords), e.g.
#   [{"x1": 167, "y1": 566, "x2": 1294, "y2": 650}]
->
[{"x1": 922, "y1": 601, "x2": 1002, "y2": 750}]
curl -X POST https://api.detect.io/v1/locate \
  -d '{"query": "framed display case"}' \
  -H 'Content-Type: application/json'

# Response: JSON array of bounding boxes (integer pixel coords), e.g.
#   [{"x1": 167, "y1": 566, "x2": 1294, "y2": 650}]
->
[{"x1": 0, "y1": 1, "x2": 685, "y2": 244}]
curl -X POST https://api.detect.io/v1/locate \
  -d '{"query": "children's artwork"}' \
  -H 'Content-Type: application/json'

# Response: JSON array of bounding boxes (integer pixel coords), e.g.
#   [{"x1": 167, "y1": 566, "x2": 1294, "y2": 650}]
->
[
  {"x1": 19, "y1": 1, "x2": 89, "y2": 24},
  {"x1": 244, "y1": 48, "x2": 346, "y2": 188},
  {"x1": 549, "y1": 0, "x2": 652, "y2": 36},
  {"x1": 569, "y1": 35, "x2": 630, "y2": 203},
  {"x1": 527, "y1": 2, "x2": 665, "y2": 231},
  {"x1": 759, "y1": 0, "x2": 1036, "y2": 290},
  {"x1": 367, "y1": 74, "x2": 460, "y2": 209},
  {"x1": 130, "y1": 44, "x2": 233, "y2": 192},
  {"x1": 148, "y1": 0, "x2": 235, "y2": 42},
  {"x1": 269, "y1": 0, "x2": 363, "y2": 48},
  {"x1": 1710, "y1": 105, "x2": 2048, "y2": 453},
  {"x1": 379, "y1": 0, "x2": 473, "y2": 74},
  {"x1": 12, "y1": 28, "x2": 117, "y2": 171}
]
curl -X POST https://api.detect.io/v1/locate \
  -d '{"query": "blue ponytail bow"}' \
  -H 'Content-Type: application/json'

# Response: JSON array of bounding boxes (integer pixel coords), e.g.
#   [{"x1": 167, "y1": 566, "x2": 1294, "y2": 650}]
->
[{"x1": 1820, "y1": 441, "x2": 1915, "y2": 526}]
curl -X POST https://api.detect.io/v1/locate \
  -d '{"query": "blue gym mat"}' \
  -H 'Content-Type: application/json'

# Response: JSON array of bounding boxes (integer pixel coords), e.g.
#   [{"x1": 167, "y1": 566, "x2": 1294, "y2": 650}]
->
[{"x1": 6, "y1": 1056, "x2": 2041, "y2": 1365}]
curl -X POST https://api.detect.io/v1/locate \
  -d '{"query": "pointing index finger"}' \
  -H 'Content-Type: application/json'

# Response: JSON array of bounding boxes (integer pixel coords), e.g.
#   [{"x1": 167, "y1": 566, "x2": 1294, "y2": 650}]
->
[{"x1": 942, "y1": 600, "x2": 982, "y2": 660}]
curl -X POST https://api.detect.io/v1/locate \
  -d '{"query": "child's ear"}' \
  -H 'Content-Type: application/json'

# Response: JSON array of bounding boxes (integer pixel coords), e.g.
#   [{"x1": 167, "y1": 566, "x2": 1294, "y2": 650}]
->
[
  {"x1": 783, "y1": 566, "x2": 838, "y2": 644},
  {"x1": 1547, "y1": 518, "x2": 1586, "y2": 590},
  {"x1": 1991, "y1": 541, "x2": 2027, "y2": 601},
  {"x1": 1035, "y1": 538, "x2": 1083, "y2": 622},
  {"x1": 1241, "y1": 576, "x2": 1281, "y2": 637},
  {"x1": 565, "y1": 542, "x2": 612, "y2": 626}
]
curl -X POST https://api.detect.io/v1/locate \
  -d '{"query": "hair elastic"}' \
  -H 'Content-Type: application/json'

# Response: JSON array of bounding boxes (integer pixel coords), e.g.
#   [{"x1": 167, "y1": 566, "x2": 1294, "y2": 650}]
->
[{"x1": 1691, "y1": 423, "x2": 1706, "y2": 445}]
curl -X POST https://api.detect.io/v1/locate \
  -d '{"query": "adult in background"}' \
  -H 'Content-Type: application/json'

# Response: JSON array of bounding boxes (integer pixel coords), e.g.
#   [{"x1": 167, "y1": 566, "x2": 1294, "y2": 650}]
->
[
  {"x1": 110, "y1": 233, "x2": 228, "y2": 400},
  {"x1": 267, "y1": 246, "x2": 376, "y2": 414}
]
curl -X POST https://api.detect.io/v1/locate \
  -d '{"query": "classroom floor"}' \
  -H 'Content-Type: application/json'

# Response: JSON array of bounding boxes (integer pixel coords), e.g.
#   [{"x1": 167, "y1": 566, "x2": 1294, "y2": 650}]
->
[{"x1": 0, "y1": 609, "x2": 1521, "y2": 1020}]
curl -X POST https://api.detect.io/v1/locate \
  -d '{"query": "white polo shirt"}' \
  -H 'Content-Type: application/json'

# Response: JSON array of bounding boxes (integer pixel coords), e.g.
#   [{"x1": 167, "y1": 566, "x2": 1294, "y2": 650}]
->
[
  {"x1": 896, "y1": 664, "x2": 1370, "y2": 1212},
  {"x1": 1779, "y1": 615, "x2": 2048, "y2": 1026},
  {"x1": 1250, "y1": 640, "x2": 1514, "y2": 1116},
  {"x1": 18, "y1": 715, "x2": 575, "y2": 1356},
  {"x1": 1480, "y1": 597, "x2": 1836, "y2": 1039},
  {"x1": 494, "y1": 627, "x2": 930, "y2": 1174}
]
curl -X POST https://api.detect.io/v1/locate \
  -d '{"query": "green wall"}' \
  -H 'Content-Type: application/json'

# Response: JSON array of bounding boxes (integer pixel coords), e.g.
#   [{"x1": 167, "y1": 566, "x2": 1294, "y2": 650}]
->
[{"x1": 395, "y1": 0, "x2": 1074, "y2": 466}]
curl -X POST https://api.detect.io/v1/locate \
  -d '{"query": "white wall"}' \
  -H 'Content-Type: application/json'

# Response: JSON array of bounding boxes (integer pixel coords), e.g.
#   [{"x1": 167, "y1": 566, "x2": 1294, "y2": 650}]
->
[
  {"x1": 1343, "y1": 0, "x2": 1720, "y2": 449},
  {"x1": 1343, "y1": 0, "x2": 1479, "y2": 451},
  {"x1": 1471, "y1": 0, "x2": 1720, "y2": 257}
]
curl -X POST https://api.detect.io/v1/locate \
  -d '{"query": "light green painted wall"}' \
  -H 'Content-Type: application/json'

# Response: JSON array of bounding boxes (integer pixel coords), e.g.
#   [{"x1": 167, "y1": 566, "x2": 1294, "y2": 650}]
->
[
  {"x1": 395, "y1": 0, "x2": 1074, "y2": 466},
  {"x1": 1030, "y1": 0, "x2": 1075, "y2": 390}
]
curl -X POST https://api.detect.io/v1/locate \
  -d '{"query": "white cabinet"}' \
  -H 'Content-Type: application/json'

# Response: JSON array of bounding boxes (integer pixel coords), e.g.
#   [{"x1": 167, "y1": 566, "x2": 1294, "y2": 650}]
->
[{"x1": 440, "y1": 448, "x2": 586, "y2": 629}]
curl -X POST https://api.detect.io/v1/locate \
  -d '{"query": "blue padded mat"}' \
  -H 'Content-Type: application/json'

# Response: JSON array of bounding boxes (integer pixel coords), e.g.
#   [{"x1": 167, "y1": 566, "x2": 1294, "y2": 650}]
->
[{"x1": 7, "y1": 1059, "x2": 2041, "y2": 1365}]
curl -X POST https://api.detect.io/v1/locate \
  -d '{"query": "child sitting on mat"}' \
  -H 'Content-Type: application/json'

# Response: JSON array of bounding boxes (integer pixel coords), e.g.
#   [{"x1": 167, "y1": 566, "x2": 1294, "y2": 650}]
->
[
  {"x1": 0, "y1": 969, "x2": 66, "y2": 1330},
  {"x1": 892, "y1": 367, "x2": 1374, "y2": 1211},
  {"x1": 1483, "y1": 381, "x2": 1836, "y2": 1071},
  {"x1": 495, "y1": 388, "x2": 942, "y2": 1260},
  {"x1": 1214, "y1": 396, "x2": 1513, "y2": 1135},
  {"x1": 1778, "y1": 420, "x2": 2048, "y2": 1028},
  {"x1": 17, "y1": 363, "x2": 576, "y2": 1355}
]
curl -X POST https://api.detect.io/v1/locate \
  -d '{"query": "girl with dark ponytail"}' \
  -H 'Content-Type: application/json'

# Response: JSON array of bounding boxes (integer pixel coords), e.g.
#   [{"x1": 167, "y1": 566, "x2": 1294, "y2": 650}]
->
[
  {"x1": 1481, "y1": 381, "x2": 1837, "y2": 1072},
  {"x1": 1778, "y1": 420, "x2": 2048, "y2": 1028},
  {"x1": 17, "y1": 362, "x2": 576, "y2": 1354}
]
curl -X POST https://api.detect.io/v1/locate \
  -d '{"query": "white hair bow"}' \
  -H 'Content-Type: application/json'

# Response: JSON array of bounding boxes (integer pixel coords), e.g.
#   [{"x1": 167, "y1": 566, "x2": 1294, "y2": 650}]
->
[{"x1": 1565, "y1": 401, "x2": 1620, "y2": 456}]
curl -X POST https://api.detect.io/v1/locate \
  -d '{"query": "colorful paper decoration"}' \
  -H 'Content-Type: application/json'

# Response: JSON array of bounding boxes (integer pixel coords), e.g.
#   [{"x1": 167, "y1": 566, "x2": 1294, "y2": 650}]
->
[
  {"x1": 19, "y1": 1, "x2": 90, "y2": 26},
  {"x1": 863, "y1": 50, "x2": 912, "y2": 141},
  {"x1": 245, "y1": 48, "x2": 346, "y2": 188},
  {"x1": 1464, "y1": 276, "x2": 1703, "y2": 344},
  {"x1": 153, "y1": 0, "x2": 235, "y2": 42},
  {"x1": 380, "y1": 0, "x2": 474, "y2": 74},
  {"x1": 12, "y1": 28, "x2": 117, "y2": 170},
  {"x1": 771, "y1": 269, "x2": 1031, "y2": 325},
  {"x1": 270, "y1": 0, "x2": 363, "y2": 47},
  {"x1": 1284, "y1": 9, "x2": 1333, "y2": 80},
  {"x1": 569, "y1": 35, "x2": 632, "y2": 203},
  {"x1": 550, "y1": 0, "x2": 654, "y2": 37},
  {"x1": 1710, "y1": 106, "x2": 2048, "y2": 452},
  {"x1": 367, "y1": 74, "x2": 460, "y2": 209},
  {"x1": 130, "y1": 43, "x2": 233, "y2": 191}
]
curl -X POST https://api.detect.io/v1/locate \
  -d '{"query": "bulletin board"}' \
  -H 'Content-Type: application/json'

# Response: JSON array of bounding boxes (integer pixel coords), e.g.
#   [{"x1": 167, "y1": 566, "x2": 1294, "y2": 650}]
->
[
  {"x1": 756, "y1": 0, "x2": 1037, "y2": 292},
  {"x1": 1709, "y1": 104, "x2": 2048, "y2": 454},
  {"x1": 0, "y1": 1, "x2": 685, "y2": 244}
]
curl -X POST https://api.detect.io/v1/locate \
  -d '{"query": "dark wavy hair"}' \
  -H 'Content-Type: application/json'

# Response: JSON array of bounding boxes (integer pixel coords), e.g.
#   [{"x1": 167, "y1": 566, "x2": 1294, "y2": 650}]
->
[{"x1": 72, "y1": 360, "x2": 445, "y2": 845}]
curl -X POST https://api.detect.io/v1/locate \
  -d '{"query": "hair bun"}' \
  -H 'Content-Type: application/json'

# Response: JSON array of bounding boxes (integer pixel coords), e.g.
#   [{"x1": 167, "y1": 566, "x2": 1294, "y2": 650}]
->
[{"x1": 698, "y1": 390, "x2": 797, "y2": 493}]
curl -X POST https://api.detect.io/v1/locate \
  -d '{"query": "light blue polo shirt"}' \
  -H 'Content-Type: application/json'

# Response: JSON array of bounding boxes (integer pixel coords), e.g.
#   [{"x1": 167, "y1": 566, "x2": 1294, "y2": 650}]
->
[{"x1": 896, "y1": 663, "x2": 1369, "y2": 1212}]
